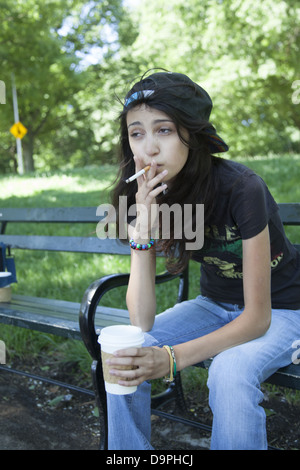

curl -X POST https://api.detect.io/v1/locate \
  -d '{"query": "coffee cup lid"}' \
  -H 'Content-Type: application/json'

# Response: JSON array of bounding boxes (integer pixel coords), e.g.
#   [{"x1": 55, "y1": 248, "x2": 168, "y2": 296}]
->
[{"x1": 97, "y1": 325, "x2": 144, "y2": 347}]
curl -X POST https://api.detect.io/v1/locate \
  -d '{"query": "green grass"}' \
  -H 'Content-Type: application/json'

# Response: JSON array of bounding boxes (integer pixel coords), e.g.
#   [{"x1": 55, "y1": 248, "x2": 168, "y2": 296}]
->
[{"x1": 0, "y1": 155, "x2": 299, "y2": 393}]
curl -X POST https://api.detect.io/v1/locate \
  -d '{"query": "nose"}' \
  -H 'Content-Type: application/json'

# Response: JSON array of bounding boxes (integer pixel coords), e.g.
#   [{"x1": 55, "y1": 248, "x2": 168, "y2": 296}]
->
[{"x1": 144, "y1": 135, "x2": 159, "y2": 157}]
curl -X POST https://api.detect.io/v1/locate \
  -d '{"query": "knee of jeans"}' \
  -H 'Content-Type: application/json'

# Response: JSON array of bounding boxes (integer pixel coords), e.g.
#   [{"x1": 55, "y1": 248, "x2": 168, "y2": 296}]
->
[
  {"x1": 143, "y1": 332, "x2": 159, "y2": 348},
  {"x1": 207, "y1": 348, "x2": 260, "y2": 394}
]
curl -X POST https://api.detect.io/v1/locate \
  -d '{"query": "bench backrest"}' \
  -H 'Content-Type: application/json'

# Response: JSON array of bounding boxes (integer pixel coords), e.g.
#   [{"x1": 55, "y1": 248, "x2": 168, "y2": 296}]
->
[
  {"x1": 0, "y1": 206, "x2": 131, "y2": 255},
  {"x1": 0, "y1": 203, "x2": 299, "y2": 255},
  {"x1": 276, "y1": 203, "x2": 300, "y2": 252}
]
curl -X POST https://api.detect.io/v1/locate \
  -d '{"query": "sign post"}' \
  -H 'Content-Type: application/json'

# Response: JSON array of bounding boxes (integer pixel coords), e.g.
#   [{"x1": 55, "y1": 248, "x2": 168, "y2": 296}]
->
[{"x1": 10, "y1": 74, "x2": 26, "y2": 175}]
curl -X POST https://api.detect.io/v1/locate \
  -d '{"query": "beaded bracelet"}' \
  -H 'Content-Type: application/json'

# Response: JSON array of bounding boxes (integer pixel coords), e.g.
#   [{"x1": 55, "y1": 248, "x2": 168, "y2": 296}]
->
[{"x1": 129, "y1": 238, "x2": 155, "y2": 251}]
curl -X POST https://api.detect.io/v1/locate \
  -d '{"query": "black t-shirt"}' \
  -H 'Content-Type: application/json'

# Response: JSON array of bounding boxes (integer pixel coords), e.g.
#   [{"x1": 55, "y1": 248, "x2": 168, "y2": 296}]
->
[{"x1": 192, "y1": 159, "x2": 300, "y2": 309}]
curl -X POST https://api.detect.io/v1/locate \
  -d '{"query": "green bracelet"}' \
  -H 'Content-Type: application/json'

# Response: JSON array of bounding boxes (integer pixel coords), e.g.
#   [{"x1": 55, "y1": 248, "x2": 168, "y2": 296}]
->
[{"x1": 169, "y1": 345, "x2": 177, "y2": 377}]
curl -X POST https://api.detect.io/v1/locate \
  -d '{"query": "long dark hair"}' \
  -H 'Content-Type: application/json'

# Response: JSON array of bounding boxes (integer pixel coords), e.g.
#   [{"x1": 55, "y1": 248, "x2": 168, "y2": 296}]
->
[{"x1": 111, "y1": 73, "x2": 222, "y2": 273}]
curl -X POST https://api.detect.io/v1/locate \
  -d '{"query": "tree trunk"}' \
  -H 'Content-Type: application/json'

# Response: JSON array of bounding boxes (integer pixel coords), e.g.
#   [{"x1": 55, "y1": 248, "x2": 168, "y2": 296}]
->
[{"x1": 22, "y1": 131, "x2": 35, "y2": 173}]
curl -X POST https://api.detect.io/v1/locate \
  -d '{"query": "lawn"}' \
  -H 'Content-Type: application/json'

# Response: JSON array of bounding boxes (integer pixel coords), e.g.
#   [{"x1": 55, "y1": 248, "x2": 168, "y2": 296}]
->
[{"x1": 0, "y1": 154, "x2": 299, "y2": 389}]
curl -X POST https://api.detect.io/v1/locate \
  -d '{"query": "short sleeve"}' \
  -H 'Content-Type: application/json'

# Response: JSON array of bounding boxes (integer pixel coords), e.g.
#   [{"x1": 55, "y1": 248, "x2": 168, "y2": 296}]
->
[{"x1": 230, "y1": 172, "x2": 276, "y2": 240}]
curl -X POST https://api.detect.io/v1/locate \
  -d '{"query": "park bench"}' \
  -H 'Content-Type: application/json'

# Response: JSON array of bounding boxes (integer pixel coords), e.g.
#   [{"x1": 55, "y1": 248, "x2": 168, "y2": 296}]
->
[
  {"x1": 0, "y1": 206, "x2": 187, "y2": 412},
  {"x1": 0, "y1": 203, "x2": 299, "y2": 450}
]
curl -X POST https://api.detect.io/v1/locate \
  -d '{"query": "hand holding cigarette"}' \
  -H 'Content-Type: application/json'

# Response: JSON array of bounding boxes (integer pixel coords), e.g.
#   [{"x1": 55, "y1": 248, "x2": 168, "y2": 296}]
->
[{"x1": 125, "y1": 165, "x2": 151, "y2": 184}]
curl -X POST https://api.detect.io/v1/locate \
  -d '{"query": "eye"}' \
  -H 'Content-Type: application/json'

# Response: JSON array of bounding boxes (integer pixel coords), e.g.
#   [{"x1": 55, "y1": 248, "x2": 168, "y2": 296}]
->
[
  {"x1": 158, "y1": 127, "x2": 172, "y2": 135},
  {"x1": 129, "y1": 129, "x2": 144, "y2": 138}
]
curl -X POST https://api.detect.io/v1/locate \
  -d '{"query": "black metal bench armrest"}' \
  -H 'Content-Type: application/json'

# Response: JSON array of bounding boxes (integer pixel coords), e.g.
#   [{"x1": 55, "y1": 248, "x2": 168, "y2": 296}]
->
[
  {"x1": 79, "y1": 273, "x2": 129, "y2": 359},
  {"x1": 79, "y1": 267, "x2": 189, "y2": 360}
]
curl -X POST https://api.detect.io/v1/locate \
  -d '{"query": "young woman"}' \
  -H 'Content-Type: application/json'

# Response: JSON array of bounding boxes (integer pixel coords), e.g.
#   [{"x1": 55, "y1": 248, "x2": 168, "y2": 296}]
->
[{"x1": 106, "y1": 71, "x2": 300, "y2": 450}]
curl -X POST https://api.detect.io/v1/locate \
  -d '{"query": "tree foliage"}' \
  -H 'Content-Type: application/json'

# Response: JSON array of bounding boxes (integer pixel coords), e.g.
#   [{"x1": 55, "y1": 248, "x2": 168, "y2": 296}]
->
[
  {"x1": 0, "y1": 0, "x2": 299, "y2": 173},
  {"x1": 125, "y1": 0, "x2": 300, "y2": 156},
  {"x1": 0, "y1": 0, "x2": 131, "y2": 172}
]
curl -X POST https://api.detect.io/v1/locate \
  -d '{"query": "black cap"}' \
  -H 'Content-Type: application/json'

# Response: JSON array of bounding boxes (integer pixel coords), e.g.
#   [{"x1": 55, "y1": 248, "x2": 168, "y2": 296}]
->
[{"x1": 124, "y1": 72, "x2": 229, "y2": 154}]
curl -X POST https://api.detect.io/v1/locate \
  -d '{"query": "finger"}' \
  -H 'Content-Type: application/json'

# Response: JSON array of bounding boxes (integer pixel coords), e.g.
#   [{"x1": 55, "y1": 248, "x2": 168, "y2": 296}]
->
[
  {"x1": 138, "y1": 169, "x2": 168, "y2": 195},
  {"x1": 105, "y1": 349, "x2": 143, "y2": 372},
  {"x1": 113, "y1": 347, "x2": 145, "y2": 357},
  {"x1": 143, "y1": 170, "x2": 168, "y2": 199},
  {"x1": 147, "y1": 160, "x2": 157, "y2": 180},
  {"x1": 149, "y1": 168, "x2": 168, "y2": 187},
  {"x1": 107, "y1": 359, "x2": 143, "y2": 385},
  {"x1": 109, "y1": 364, "x2": 147, "y2": 387},
  {"x1": 118, "y1": 375, "x2": 143, "y2": 387},
  {"x1": 148, "y1": 182, "x2": 168, "y2": 200},
  {"x1": 132, "y1": 155, "x2": 142, "y2": 173},
  {"x1": 133, "y1": 157, "x2": 151, "y2": 186}
]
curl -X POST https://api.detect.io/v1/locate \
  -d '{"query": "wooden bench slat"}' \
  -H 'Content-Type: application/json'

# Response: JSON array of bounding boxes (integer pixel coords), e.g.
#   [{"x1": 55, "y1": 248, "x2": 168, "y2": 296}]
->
[
  {"x1": 1, "y1": 203, "x2": 299, "y2": 224},
  {"x1": 12, "y1": 294, "x2": 130, "y2": 321},
  {"x1": 0, "y1": 235, "x2": 131, "y2": 254},
  {"x1": 278, "y1": 202, "x2": 300, "y2": 225},
  {"x1": 196, "y1": 358, "x2": 300, "y2": 391},
  {"x1": 0, "y1": 310, "x2": 81, "y2": 339},
  {"x1": 0, "y1": 294, "x2": 130, "y2": 340},
  {"x1": 266, "y1": 363, "x2": 300, "y2": 391},
  {"x1": 11, "y1": 294, "x2": 83, "y2": 312},
  {"x1": 0, "y1": 207, "x2": 101, "y2": 223},
  {"x1": 0, "y1": 234, "x2": 166, "y2": 256},
  {"x1": 1, "y1": 203, "x2": 298, "y2": 224}
]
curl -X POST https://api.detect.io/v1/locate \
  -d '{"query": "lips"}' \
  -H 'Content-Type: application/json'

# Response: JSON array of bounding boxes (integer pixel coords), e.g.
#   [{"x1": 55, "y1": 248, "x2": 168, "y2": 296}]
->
[{"x1": 143, "y1": 163, "x2": 162, "y2": 166}]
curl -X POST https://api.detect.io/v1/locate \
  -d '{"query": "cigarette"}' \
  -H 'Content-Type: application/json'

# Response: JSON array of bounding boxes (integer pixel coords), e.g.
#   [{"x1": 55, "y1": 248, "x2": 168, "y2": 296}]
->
[{"x1": 125, "y1": 165, "x2": 151, "y2": 183}]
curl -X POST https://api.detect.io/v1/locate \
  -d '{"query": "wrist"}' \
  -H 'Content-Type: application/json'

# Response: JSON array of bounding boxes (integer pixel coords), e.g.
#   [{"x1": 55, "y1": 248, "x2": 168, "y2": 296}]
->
[
  {"x1": 128, "y1": 221, "x2": 150, "y2": 245},
  {"x1": 131, "y1": 234, "x2": 151, "y2": 244}
]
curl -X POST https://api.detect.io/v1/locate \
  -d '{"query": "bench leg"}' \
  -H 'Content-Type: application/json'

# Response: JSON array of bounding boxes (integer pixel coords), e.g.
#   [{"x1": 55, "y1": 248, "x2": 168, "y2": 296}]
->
[
  {"x1": 151, "y1": 371, "x2": 188, "y2": 413},
  {"x1": 91, "y1": 359, "x2": 108, "y2": 450},
  {"x1": 174, "y1": 371, "x2": 188, "y2": 413}
]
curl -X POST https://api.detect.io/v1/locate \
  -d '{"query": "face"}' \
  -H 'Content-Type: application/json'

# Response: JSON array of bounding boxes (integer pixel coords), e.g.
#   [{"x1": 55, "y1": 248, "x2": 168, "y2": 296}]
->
[{"x1": 126, "y1": 105, "x2": 189, "y2": 185}]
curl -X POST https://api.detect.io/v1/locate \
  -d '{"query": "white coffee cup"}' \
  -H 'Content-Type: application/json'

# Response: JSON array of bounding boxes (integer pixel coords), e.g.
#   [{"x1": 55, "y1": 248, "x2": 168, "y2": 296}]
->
[{"x1": 97, "y1": 325, "x2": 145, "y2": 395}]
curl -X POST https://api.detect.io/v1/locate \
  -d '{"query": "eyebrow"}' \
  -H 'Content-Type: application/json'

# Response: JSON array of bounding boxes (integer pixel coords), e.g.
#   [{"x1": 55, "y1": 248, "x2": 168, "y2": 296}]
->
[{"x1": 127, "y1": 119, "x2": 174, "y2": 129}]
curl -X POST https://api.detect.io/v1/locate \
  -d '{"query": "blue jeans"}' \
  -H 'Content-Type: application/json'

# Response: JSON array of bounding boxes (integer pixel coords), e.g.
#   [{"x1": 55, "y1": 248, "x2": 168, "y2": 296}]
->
[{"x1": 106, "y1": 296, "x2": 300, "y2": 450}]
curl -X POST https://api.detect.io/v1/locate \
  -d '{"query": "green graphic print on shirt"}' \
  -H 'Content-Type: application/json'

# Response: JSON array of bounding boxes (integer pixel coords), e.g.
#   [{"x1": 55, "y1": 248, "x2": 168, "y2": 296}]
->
[
  {"x1": 201, "y1": 223, "x2": 284, "y2": 280},
  {"x1": 201, "y1": 224, "x2": 244, "y2": 279}
]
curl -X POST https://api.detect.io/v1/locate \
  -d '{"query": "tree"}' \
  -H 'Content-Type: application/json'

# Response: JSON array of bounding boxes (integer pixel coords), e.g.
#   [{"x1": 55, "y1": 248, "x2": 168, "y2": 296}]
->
[
  {"x1": 205, "y1": 0, "x2": 300, "y2": 156},
  {"x1": 0, "y1": 0, "x2": 127, "y2": 173},
  {"x1": 2, "y1": 0, "x2": 298, "y2": 173},
  {"x1": 119, "y1": 0, "x2": 300, "y2": 156}
]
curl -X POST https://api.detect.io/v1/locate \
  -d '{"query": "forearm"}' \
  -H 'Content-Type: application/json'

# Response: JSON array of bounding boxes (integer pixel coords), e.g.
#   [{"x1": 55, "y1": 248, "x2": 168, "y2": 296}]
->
[
  {"x1": 174, "y1": 307, "x2": 271, "y2": 372},
  {"x1": 125, "y1": 159, "x2": 167, "y2": 331},
  {"x1": 126, "y1": 248, "x2": 157, "y2": 331}
]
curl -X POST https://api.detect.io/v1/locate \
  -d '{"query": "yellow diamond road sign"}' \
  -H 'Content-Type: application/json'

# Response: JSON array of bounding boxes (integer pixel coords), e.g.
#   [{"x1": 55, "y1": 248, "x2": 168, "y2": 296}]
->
[{"x1": 10, "y1": 121, "x2": 27, "y2": 139}]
